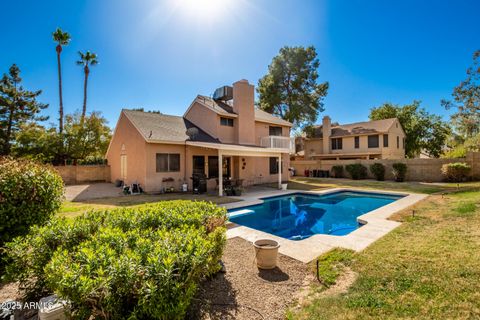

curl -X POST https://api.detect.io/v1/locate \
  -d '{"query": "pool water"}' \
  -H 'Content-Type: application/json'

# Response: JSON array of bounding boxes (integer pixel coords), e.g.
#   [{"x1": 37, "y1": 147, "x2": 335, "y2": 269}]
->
[{"x1": 229, "y1": 191, "x2": 403, "y2": 240}]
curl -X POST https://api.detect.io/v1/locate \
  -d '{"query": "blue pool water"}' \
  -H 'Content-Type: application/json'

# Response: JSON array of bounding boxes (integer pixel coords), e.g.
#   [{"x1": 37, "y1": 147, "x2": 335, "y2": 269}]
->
[{"x1": 229, "y1": 191, "x2": 403, "y2": 240}]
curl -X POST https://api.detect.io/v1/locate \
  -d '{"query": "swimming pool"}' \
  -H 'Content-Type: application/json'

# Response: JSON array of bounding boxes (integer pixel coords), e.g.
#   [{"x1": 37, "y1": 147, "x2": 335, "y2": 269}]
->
[{"x1": 229, "y1": 191, "x2": 404, "y2": 240}]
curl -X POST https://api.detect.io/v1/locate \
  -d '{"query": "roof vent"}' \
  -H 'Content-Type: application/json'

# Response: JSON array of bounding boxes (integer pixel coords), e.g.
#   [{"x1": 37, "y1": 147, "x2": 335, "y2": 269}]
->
[{"x1": 212, "y1": 86, "x2": 233, "y2": 101}]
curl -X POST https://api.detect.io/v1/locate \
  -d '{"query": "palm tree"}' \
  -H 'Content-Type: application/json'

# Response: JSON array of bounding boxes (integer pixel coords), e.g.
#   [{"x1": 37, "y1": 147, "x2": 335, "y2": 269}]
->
[
  {"x1": 76, "y1": 51, "x2": 98, "y2": 122},
  {"x1": 52, "y1": 28, "x2": 71, "y2": 133}
]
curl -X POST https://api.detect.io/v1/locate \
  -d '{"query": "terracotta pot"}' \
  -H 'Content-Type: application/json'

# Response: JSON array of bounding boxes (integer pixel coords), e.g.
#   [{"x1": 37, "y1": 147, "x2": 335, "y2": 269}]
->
[{"x1": 253, "y1": 239, "x2": 280, "y2": 269}]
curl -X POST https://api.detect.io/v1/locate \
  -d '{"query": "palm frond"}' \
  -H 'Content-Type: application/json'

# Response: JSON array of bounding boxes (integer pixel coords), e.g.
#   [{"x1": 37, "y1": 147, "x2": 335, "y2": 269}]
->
[{"x1": 52, "y1": 28, "x2": 71, "y2": 45}]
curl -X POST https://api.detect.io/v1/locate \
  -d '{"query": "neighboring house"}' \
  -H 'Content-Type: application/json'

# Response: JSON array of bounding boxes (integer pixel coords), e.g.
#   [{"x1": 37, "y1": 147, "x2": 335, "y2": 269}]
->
[
  {"x1": 302, "y1": 116, "x2": 406, "y2": 160},
  {"x1": 106, "y1": 79, "x2": 293, "y2": 195}
]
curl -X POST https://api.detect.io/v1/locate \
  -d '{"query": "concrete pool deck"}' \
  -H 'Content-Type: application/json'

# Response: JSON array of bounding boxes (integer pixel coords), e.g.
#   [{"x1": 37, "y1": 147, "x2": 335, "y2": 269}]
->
[{"x1": 221, "y1": 188, "x2": 428, "y2": 263}]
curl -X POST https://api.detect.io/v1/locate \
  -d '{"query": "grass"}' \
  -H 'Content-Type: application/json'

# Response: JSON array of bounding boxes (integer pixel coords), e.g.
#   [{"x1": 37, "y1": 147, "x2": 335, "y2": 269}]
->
[
  {"x1": 288, "y1": 179, "x2": 480, "y2": 319},
  {"x1": 287, "y1": 177, "x2": 480, "y2": 194},
  {"x1": 59, "y1": 193, "x2": 238, "y2": 218},
  {"x1": 314, "y1": 248, "x2": 355, "y2": 287}
]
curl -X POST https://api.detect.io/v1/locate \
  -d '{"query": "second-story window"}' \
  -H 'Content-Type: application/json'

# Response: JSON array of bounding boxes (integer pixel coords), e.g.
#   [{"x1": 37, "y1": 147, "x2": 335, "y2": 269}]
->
[
  {"x1": 269, "y1": 126, "x2": 282, "y2": 136},
  {"x1": 397, "y1": 136, "x2": 400, "y2": 149},
  {"x1": 220, "y1": 117, "x2": 234, "y2": 127},
  {"x1": 331, "y1": 138, "x2": 343, "y2": 150},
  {"x1": 368, "y1": 135, "x2": 379, "y2": 148},
  {"x1": 383, "y1": 134, "x2": 389, "y2": 147},
  {"x1": 354, "y1": 136, "x2": 360, "y2": 149}
]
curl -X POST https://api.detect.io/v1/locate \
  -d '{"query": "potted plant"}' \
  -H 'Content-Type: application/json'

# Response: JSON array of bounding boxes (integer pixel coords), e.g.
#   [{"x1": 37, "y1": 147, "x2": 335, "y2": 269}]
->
[
  {"x1": 233, "y1": 186, "x2": 243, "y2": 196},
  {"x1": 281, "y1": 181, "x2": 288, "y2": 190},
  {"x1": 224, "y1": 185, "x2": 234, "y2": 196}
]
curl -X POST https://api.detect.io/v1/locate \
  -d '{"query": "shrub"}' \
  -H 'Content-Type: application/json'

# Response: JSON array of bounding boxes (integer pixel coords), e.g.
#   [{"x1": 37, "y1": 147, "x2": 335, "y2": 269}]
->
[
  {"x1": 0, "y1": 157, "x2": 64, "y2": 248},
  {"x1": 392, "y1": 163, "x2": 408, "y2": 182},
  {"x1": 5, "y1": 201, "x2": 227, "y2": 320},
  {"x1": 345, "y1": 164, "x2": 368, "y2": 180},
  {"x1": 441, "y1": 162, "x2": 471, "y2": 182},
  {"x1": 370, "y1": 163, "x2": 386, "y2": 181},
  {"x1": 331, "y1": 165, "x2": 344, "y2": 178}
]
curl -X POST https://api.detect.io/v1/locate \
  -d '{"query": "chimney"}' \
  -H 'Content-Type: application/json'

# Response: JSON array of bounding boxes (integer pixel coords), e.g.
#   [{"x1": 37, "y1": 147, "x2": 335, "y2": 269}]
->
[
  {"x1": 233, "y1": 79, "x2": 255, "y2": 145},
  {"x1": 322, "y1": 116, "x2": 331, "y2": 154}
]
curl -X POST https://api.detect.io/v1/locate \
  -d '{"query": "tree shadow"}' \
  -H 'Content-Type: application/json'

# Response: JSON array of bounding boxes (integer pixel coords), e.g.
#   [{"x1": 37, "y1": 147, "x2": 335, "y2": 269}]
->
[
  {"x1": 186, "y1": 271, "x2": 239, "y2": 320},
  {"x1": 257, "y1": 266, "x2": 290, "y2": 282}
]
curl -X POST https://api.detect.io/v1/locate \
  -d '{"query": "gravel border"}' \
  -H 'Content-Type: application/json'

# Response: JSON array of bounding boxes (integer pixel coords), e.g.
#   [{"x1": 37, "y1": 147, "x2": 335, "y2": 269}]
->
[{"x1": 188, "y1": 237, "x2": 310, "y2": 320}]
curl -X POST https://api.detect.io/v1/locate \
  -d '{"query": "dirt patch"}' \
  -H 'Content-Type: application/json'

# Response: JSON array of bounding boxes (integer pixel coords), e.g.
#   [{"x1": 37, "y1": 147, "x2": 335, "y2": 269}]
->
[
  {"x1": 318, "y1": 267, "x2": 357, "y2": 296},
  {"x1": 188, "y1": 237, "x2": 310, "y2": 320}
]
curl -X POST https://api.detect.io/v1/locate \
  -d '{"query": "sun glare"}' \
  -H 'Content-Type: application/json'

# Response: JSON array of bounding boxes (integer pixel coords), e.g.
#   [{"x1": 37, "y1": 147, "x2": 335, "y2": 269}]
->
[{"x1": 174, "y1": 0, "x2": 236, "y2": 21}]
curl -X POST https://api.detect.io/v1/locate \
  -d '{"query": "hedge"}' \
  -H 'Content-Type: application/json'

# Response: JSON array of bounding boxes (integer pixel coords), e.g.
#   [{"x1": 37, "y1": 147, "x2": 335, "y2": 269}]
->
[
  {"x1": 5, "y1": 201, "x2": 227, "y2": 320},
  {"x1": 392, "y1": 163, "x2": 408, "y2": 182},
  {"x1": 441, "y1": 162, "x2": 471, "y2": 182},
  {"x1": 345, "y1": 164, "x2": 368, "y2": 180},
  {"x1": 0, "y1": 157, "x2": 64, "y2": 247},
  {"x1": 370, "y1": 163, "x2": 386, "y2": 181},
  {"x1": 331, "y1": 165, "x2": 344, "y2": 178}
]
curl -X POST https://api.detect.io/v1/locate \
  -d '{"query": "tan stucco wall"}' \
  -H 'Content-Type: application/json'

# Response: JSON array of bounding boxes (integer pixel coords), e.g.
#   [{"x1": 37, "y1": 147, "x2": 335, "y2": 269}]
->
[
  {"x1": 184, "y1": 102, "x2": 219, "y2": 139},
  {"x1": 254, "y1": 122, "x2": 291, "y2": 145},
  {"x1": 142, "y1": 144, "x2": 291, "y2": 192},
  {"x1": 144, "y1": 143, "x2": 187, "y2": 193},
  {"x1": 303, "y1": 119, "x2": 405, "y2": 160},
  {"x1": 184, "y1": 102, "x2": 236, "y2": 143},
  {"x1": 232, "y1": 154, "x2": 289, "y2": 185},
  {"x1": 218, "y1": 122, "x2": 235, "y2": 144},
  {"x1": 291, "y1": 152, "x2": 480, "y2": 182},
  {"x1": 233, "y1": 80, "x2": 256, "y2": 145},
  {"x1": 106, "y1": 112, "x2": 147, "y2": 186},
  {"x1": 55, "y1": 165, "x2": 110, "y2": 185}
]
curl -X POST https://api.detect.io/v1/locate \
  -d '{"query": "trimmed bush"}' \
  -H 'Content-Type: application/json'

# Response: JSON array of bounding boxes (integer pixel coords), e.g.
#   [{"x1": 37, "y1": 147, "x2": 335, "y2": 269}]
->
[
  {"x1": 345, "y1": 164, "x2": 368, "y2": 180},
  {"x1": 370, "y1": 163, "x2": 386, "y2": 181},
  {"x1": 0, "y1": 157, "x2": 64, "y2": 247},
  {"x1": 331, "y1": 165, "x2": 344, "y2": 178},
  {"x1": 441, "y1": 162, "x2": 471, "y2": 182},
  {"x1": 392, "y1": 163, "x2": 408, "y2": 182},
  {"x1": 5, "y1": 201, "x2": 227, "y2": 319}
]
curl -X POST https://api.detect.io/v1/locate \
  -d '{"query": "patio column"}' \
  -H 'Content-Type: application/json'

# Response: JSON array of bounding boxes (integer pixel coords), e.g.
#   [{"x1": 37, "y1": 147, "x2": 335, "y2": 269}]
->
[
  {"x1": 218, "y1": 151, "x2": 223, "y2": 196},
  {"x1": 278, "y1": 154, "x2": 282, "y2": 189}
]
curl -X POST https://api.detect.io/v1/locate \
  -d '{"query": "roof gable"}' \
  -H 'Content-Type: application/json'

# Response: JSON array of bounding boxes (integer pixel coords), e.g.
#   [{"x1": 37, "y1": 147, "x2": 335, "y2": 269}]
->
[
  {"x1": 122, "y1": 109, "x2": 219, "y2": 143},
  {"x1": 183, "y1": 95, "x2": 293, "y2": 127},
  {"x1": 309, "y1": 118, "x2": 399, "y2": 138}
]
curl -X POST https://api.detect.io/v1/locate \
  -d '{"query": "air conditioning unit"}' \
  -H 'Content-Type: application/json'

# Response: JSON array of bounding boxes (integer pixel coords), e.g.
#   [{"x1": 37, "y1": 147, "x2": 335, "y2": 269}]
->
[{"x1": 212, "y1": 86, "x2": 233, "y2": 101}]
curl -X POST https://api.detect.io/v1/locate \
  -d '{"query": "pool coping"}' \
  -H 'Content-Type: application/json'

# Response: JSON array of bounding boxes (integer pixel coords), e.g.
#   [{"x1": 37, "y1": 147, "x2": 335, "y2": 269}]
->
[{"x1": 220, "y1": 188, "x2": 428, "y2": 263}]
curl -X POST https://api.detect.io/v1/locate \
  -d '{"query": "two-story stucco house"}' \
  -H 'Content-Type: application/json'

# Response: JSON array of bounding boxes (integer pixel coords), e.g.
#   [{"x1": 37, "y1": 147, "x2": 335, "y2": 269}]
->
[
  {"x1": 106, "y1": 79, "x2": 293, "y2": 195},
  {"x1": 303, "y1": 116, "x2": 406, "y2": 160}
]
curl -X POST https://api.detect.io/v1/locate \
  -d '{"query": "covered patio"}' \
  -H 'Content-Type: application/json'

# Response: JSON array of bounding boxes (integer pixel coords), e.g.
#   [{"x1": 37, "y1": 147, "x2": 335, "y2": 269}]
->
[{"x1": 186, "y1": 141, "x2": 290, "y2": 196}]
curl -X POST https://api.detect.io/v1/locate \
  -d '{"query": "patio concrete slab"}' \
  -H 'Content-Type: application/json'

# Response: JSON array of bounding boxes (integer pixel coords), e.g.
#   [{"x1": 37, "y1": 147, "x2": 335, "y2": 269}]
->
[
  {"x1": 65, "y1": 183, "x2": 122, "y2": 201},
  {"x1": 223, "y1": 188, "x2": 428, "y2": 263}
]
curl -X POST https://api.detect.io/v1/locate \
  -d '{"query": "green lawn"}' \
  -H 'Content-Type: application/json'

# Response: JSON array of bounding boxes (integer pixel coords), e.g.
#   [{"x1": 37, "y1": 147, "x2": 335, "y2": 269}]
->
[
  {"x1": 288, "y1": 177, "x2": 480, "y2": 194},
  {"x1": 287, "y1": 180, "x2": 480, "y2": 319},
  {"x1": 60, "y1": 193, "x2": 238, "y2": 218}
]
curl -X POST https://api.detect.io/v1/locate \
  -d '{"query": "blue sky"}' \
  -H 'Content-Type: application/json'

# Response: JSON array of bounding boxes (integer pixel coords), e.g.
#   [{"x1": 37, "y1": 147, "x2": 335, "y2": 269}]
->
[{"x1": 1, "y1": 0, "x2": 479, "y2": 129}]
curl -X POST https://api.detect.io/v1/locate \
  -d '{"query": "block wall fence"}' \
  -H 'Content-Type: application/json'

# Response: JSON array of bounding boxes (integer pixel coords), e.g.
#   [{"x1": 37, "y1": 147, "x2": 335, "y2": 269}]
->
[
  {"x1": 291, "y1": 152, "x2": 480, "y2": 182},
  {"x1": 54, "y1": 165, "x2": 111, "y2": 185}
]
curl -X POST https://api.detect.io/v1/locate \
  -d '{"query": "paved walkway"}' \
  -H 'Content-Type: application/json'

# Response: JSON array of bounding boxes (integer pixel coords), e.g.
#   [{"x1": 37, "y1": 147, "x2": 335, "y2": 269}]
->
[{"x1": 65, "y1": 183, "x2": 122, "y2": 201}]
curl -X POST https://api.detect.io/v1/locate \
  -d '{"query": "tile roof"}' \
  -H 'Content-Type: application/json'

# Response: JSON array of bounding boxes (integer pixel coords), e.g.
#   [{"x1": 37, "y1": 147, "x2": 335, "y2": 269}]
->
[
  {"x1": 196, "y1": 95, "x2": 293, "y2": 127},
  {"x1": 254, "y1": 108, "x2": 293, "y2": 127},
  {"x1": 309, "y1": 118, "x2": 397, "y2": 138},
  {"x1": 122, "y1": 109, "x2": 220, "y2": 143}
]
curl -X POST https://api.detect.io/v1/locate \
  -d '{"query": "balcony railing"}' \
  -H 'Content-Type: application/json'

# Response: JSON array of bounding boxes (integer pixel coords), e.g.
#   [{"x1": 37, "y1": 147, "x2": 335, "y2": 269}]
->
[{"x1": 260, "y1": 136, "x2": 295, "y2": 152}]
